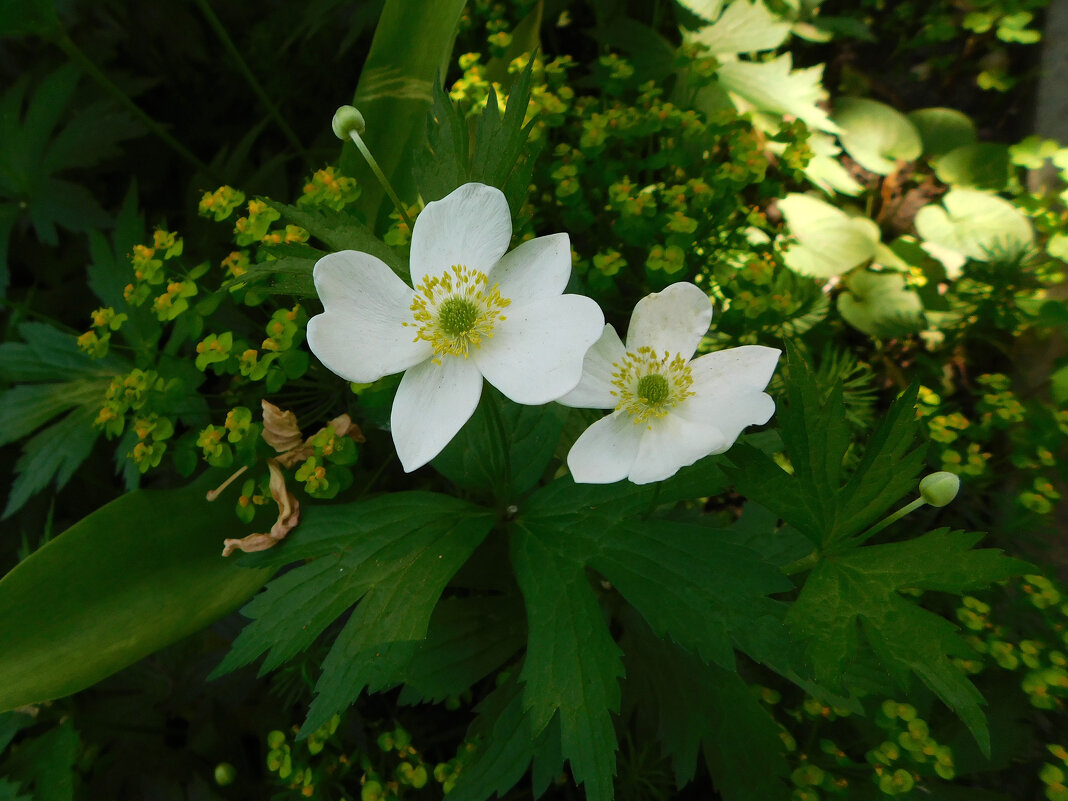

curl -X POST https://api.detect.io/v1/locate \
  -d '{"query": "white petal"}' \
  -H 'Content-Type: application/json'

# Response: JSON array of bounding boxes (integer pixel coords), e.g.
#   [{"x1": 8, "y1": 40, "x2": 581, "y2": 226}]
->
[
  {"x1": 628, "y1": 414, "x2": 727, "y2": 485},
  {"x1": 688, "y1": 345, "x2": 781, "y2": 393},
  {"x1": 567, "y1": 412, "x2": 644, "y2": 484},
  {"x1": 676, "y1": 345, "x2": 781, "y2": 450},
  {"x1": 308, "y1": 251, "x2": 432, "y2": 383},
  {"x1": 472, "y1": 295, "x2": 604, "y2": 404},
  {"x1": 626, "y1": 282, "x2": 713, "y2": 358},
  {"x1": 391, "y1": 356, "x2": 483, "y2": 472},
  {"x1": 557, "y1": 324, "x2": 626, "y2": 409},
  {"x1": 487, "y1": 233, "x2": 571, "y2": 302},
  {"x1": 409, "y1": 183, "x2": 512, "y2": 285}
]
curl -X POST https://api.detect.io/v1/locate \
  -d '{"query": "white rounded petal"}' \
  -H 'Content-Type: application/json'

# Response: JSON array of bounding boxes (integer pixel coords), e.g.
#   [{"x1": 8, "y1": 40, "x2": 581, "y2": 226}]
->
[
  {"x1": 487, "y1": 233, "x2": 571, "y2": 302},
  {"x1": 557, "y1": 324, "x2": 626, "y2": 410},
  {"x1": 472, "y1": 295, "x2": 604, "y2": 404},
  {"x1": 567, "y1": 412, "x2": 644, "y2": 484},
  {"x1": 627, "y1": 414, "x2": 728, "y2": 485},
  {"x1": 688, "y1": 345, "x2": 781, "y2": 393},
  {"x1": 391, "y1": 356, "x2": 483, "y2": 472},
  {"x1": 409, "y1": 183, "x2": 512, "y2": 285},
  {"x1": 674, "y1": 390, "x2": 775, "y2": 452},
  {"x1": 626, "y1": 282, "x2": 713, "y2": 358},
  {"x1": 308, "y1": 251, "x2": 432, "y2": 383}
]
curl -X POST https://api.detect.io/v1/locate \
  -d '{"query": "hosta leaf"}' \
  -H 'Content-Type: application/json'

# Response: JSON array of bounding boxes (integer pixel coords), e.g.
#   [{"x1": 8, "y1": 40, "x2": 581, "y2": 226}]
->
[{"x1": 787, "y1": 529, "x2": 1030, "y2": 754}]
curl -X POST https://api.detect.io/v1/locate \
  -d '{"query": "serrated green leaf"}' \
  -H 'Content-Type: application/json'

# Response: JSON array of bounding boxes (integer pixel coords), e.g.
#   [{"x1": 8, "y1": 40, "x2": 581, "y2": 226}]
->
[
  {"x1": 263, "y1": 199, "x2": 406, "y2": 278},
  {"x1": 0, "y1": 323, "x2": 124, "y2": 383},
  {"x1": 0, "y1": 719, "x2": 77, "y2": 801},
  {"x1": 232, "y1": 255, "x2": 318, "y2": 297},
  {"x1": 397, "y1": 596, "x2": 526, "y2": 704},
  {"x1": 787, "y1": 528, "x2": 1030, "y2": 755},
  {"x1": 510, "y1": 527, "x2": 623, "y2": 801},
  {"x1": 715, "y1": 54, "x2": 837, "y2": 133},
  {"x1": 690, "y1": 0, "x2": 791, "y2": 54},
  {"x1": 725, "y1": 346, "x2": 926, "y2": 549},
  {"x1": 0, "y1": 379, "x2": 109, "y2": 447},
  {"x1": 433, "y1": 389, "x2": 569, "y2": 500},
  {"x1": 0, "y1": 779, "x2": 29, "y2": 801},
  {"x1": 0, "y1": 475, "x2": 270, "y2": 710},
  {"x1": 412, "y1": 78, "x2": 470, "y2": 204},
  {"x1": 4, "y1": 406, "x2": 99, "y2": 518},
  {"x1": 621, "y1": 609, "x2": 789, "y2": 798}
]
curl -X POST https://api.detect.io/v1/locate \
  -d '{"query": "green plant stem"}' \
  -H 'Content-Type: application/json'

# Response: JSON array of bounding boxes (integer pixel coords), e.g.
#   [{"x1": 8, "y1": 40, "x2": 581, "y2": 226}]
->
[
  {"x1": 53, "y1": 32, "x2": 216, "y2": 179},
  {"x1": 347, "y1": 130, "x2": 414, "y2": 230},
  {"x1": 782, "y1": 550, "x2": 820, "y2": 576},
  {"x1": 191, "y1": 0, "x2": 310, "y2": 162},
  {"x1": 857, "y1": 496, "x2": 927, "y2": 542}
]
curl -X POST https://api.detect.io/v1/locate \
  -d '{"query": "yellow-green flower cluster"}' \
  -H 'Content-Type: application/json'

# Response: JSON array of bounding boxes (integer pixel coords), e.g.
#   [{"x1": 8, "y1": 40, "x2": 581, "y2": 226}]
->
[
  {"x1": 198, "y1": 185, "x2": 246, "y2": 221},
  {"x1": 233, "y1": 199, "x2": 281, "y2": 246},
  {"x1": 94, "y1": 368, "x2": 164, "y2": 438},
  {"x1": 129, "y1": 414, "x2": 174, "y2": 473},
  {"x1": 299, "y1": 167, "x2": 360, "y2": 211},
  {"x1": 77, "y1": 306, "x2": 128, "y2": 358},
  {"x1": 124, "y1": 229, "x2": 184, "y2": 306}
]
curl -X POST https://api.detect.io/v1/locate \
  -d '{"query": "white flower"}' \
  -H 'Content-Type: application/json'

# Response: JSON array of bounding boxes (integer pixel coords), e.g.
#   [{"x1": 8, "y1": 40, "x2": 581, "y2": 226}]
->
[
  {"x1": 306, "y1": 182, "x2": 605, "y2": 472},
  {"x1": 560, "y1": 282, "x2": 780, "y2": 484}
]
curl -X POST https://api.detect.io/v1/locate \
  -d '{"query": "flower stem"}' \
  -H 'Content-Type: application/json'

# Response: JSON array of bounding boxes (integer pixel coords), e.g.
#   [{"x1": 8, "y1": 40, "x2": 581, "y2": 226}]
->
[
  {"x1": 781, "y1": 550, "x2": 820, "y2": 576},
  {"x1": 856, "y1": 496, "x2": 927, "y2": 542},
  {"x1": 346, "y1": 129, "x2": 414, "y2": 230},
  {"x1": 53, "y1": 32, "x2": 216, "y2": 180},
  {"x1": 191, "y1": 0, "x2": 310, "y2": 162}
]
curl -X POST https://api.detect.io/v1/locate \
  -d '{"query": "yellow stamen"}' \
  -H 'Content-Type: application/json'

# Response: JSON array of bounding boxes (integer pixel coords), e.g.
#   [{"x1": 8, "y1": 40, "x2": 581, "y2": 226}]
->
[
  {"x1": 405, "y1": 265, "x2": 511, "y2": 361},
  {"x1": 611, "y1": 346, "x2": 694, "y2": 425}
]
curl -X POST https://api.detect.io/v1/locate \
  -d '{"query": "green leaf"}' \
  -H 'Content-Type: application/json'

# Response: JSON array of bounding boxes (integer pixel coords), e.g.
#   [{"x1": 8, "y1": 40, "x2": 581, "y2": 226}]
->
[
  {"x1": 413, "y1": 78, "x2": 470, "y2": 204},
  {"x1": 215, "y1": 493, "x2": 493, "y2": 734},
  {"x1": 0, "y1": 475, "x2": 270, "y2": 710},
  {"x1": 690, "y1": 0, "x2": 791, "y2": 54},
  {"x1": 837, "y1": 269, "x2": 925, "y2": 338},
  {"x1": 0, "y1": 779, "x2": 30, "y2": 801},
  {"x1": 621, "y1": 608, "x2": 789, "y2": 798},
  {"x1": 432, "y1": 389, "x2": 569, "y2": 501},
  {"x1": 0, "y1": 322, "x2": 124, "y2": 383},
  {"x1": 725, "y1": 345, "x2": 927, "y2": 549},
  {"x1": 397, "y1": 596, "x2": 526, "y2": 704},
  {"x1": 263, "y1": 200, "x2": 406, "y2": 278},
  {"x1": 803, "y1": 131, "x2": 863, "y2": 196},
  {"x1": 3, "y1": 406, "x2": 99, "y2": 518},
  {"x1": 714, "y1": 54, "x2": 837, "y2": 132},
  {"x1": 914, "y1": 188, "x2": 1034, "y2": 265},
  {"x1": 934, "y1": 143, "x2": 1012, "y2": 190},
  {"x1": 0, "y1": 719, "x2": 77, "y2": 801},
  {"x1": 510, "y1": 527, "x2": 623, "y2": 801},
  {"x1": 779, "y1": 193, "x2": 880, "y2": 278},
  {"x1": 787, "y1": 528, "x2": 1030, "y2": 754},
  {"x1": 833, "y1": 97, "x2": 923, "y2": 175},
  {"x1": 907, "y1": 108, "x2": 977, "y2": 158},
  {"x1": 0, "y1": 379, "x2": 109, "y2": 447}
]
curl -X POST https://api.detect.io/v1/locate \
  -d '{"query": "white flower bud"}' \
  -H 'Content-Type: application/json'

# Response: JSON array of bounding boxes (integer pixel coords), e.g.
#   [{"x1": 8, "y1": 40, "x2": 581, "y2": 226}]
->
[
  {"x1": 919, "y1": 472, "x2": 960, "y2": 507},
  {"x1": 331, "y1": 105, "x2": 366, "y2": 140}
]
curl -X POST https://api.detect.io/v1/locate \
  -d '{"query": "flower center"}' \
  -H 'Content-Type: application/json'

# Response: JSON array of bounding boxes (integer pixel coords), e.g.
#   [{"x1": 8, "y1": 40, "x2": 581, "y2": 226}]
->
[
  {"x1": 406, "y1": 265, "x2": 511, "y2": 360},
  {"x1": 611, "y1": 346, "x2": 694, "y2": 424}
]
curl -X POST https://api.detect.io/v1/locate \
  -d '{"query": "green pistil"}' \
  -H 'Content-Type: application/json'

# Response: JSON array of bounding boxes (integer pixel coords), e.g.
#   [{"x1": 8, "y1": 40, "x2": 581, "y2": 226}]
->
[
  {"x1": 637, "y1": 373, "x2": 670, "y2": 406},
  {"x1": 438, "y1": 297, "x2": 480, "y2": 337}
]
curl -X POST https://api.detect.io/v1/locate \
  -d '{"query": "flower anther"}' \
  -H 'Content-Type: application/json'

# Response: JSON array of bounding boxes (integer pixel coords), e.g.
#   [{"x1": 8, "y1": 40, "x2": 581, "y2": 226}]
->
[
  {"x1": 407, "y1": 265, "x2": 511, "y2": 360},
  {"x1": 560, "y1": 282, "x2": 781, "y2": 485}
]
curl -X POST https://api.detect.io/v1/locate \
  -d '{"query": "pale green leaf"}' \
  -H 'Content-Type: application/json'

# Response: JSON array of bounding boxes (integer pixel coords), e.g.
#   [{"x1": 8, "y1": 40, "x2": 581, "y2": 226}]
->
[
  {"x1": 914, "y1": 188, "x2": 1034, "y2": 265},
  {"x1": 690, "y1": 0, "x2": 791, "y2": 54},
  {"x1": 907, "y1": 107, "x2": 977, "y2": 158},
  {"x1": 803, "y1": 131, "x2": 863, "y2": 195},
  {"x1": 934, "y1": 143, "x2": 1011, "y2": 190},
  {"x1": 779, "y1": 193, "x2": 880, "y2": 278},
  {"x1": 833, "y1": 97, "x2": 922, "y2": 174},
  {"x1": 837, "y1": 269, "x2": 925, "y2": 337},
  {"x1": 716, "y1": 55, "x2": 837, "y2": 132}
]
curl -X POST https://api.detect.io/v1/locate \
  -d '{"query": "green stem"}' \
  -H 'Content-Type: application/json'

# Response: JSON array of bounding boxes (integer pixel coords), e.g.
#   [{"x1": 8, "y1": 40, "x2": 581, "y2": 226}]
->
[
  {"x1": 53, "y1": 32, "x2": 215, "y2": 179},
  {"x1": 191, "y1": 0, "x2": 310, "y2": 161},
  {"x1": 856, "y1": 496, "x2": 927, "y2": 542},
  {"x1": 781, "y1": 550, "x2": 820, "y2": 576},
  {"x1": 347, "y1": 130, "x2": 414, "y2": 230}
]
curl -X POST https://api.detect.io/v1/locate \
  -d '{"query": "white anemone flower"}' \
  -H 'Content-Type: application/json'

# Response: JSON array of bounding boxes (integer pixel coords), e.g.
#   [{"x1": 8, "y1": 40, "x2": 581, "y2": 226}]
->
[
  {"x1": 306, "y1": 182, "x2": 605, "y2": 472},
  {"x1": 560, "y1": 282, "x2": 780, "y2": 484}
]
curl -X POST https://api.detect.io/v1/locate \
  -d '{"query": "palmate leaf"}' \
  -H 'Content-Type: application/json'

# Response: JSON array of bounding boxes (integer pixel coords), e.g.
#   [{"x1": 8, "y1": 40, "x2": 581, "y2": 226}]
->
[
  {"x1": 788, "y1": 529, "x2": 1030, "y2": 755},
  {"x1": 621, "y1": 610, "x2": 789, "y2": 800},
  {"x1": 214, "y1": 492, "x2": 494, "y2": 733},
  {"x1": 725, "y1": 343, "x2": 926, "y2": 550}
]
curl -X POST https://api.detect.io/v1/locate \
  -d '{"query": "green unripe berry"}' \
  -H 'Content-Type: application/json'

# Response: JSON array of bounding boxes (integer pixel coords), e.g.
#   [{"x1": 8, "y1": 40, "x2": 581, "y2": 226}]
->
[{"x1": 214, "y1": 762, "x2": 236, "y2": 786}]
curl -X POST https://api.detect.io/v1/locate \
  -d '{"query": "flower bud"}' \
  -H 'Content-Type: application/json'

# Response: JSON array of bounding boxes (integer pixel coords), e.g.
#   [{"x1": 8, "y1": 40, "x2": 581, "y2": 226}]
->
[
  {"x1": 332, "y1": 105, "x2": 366, "y2": 140},
  {"x1": 919, "y1": 472, "x2": 960, "y2": 507}
]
